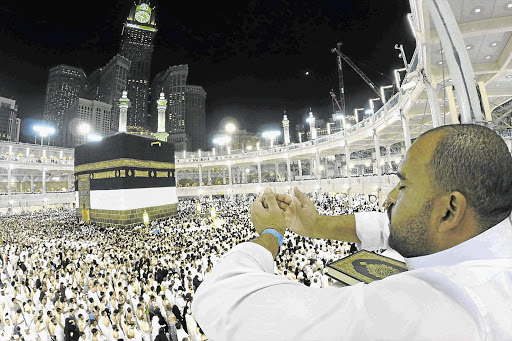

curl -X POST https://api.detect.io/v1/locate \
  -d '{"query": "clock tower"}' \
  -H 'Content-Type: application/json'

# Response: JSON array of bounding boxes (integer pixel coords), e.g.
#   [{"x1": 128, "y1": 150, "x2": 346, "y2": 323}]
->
[{"x1": 119, "y1": 2, "x2": 157, "y2": 129}]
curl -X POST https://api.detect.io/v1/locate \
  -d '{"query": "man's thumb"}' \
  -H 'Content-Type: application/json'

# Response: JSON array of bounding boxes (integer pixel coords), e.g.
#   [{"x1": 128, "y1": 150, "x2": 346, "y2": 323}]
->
[
  {"x1": 294, "y1": 186, "x2": 310, "y2": 205},
  {"x1": 264, "y1": 187, "x2": 278, "y2": 209}
]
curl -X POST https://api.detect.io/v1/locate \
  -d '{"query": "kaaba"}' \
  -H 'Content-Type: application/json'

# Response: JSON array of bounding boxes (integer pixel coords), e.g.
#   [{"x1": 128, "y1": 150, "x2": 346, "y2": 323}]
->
[{"x1": 74, "y1": 133, "x2": 177, "y2": 228}]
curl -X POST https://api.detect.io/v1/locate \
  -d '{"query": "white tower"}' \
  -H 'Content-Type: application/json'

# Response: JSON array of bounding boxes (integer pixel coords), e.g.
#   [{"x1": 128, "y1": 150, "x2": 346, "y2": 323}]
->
[
  {"x1": 282, "y1": 114, "x2": 290, "y2": 145},
  {"x1": 307, "y1": 110, "x2": 317, "y2": 140},
  {"x1": 118, "y1": 91, "x2": 130, "y2": 133},
  {"x1": 155, "y1": 92, "x2": 169, "y2": 142}
]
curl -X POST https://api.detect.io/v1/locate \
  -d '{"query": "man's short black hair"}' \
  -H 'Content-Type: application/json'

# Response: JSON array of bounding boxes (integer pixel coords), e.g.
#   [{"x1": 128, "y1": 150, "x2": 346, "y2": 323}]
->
[{"x1": 425, "y1": 124, "x2": 512, "y2": 231}]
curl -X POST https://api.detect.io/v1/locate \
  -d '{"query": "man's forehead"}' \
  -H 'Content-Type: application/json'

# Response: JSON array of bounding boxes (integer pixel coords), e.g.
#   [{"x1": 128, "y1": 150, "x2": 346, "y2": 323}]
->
[{"x1": 400, "y1": 132, "x2": 441, "y2": 179}]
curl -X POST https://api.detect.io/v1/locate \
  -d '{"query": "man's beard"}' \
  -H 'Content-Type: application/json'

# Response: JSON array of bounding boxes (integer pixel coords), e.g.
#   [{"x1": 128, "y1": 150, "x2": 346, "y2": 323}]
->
[{"x1": 388, "y1": 200, "x2": 436, "y2": 258}]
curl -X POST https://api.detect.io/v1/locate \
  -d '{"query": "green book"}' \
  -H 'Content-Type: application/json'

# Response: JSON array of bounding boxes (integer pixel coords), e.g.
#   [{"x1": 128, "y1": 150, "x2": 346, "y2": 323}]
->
[{"x1": 326, "y1": 250, "x2": 408, "y2": 285}]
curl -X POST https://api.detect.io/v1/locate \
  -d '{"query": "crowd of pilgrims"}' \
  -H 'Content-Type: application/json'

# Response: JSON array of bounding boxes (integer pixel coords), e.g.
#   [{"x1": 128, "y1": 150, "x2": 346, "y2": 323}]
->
[{"x1": 0, "y1": 193, "x2": 381, "y2": 341}]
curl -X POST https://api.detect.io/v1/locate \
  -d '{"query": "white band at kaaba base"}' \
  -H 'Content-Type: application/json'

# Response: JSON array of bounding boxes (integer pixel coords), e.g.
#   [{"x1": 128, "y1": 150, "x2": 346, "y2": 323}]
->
[{"x1": 261, "y1": 228, "x2": 283, "y2": 246}]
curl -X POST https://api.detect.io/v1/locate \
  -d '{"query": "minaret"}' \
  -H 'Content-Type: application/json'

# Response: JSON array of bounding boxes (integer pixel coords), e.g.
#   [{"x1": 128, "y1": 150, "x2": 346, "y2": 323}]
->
[
  {"x1": 307, "y1": 109, "x2": 317, "y2": 140},
  {"x1": 118, "y1": 91, "x2": 131, "y2": 133},
  {"x1": 282, "y1": 113, "x2": 290, "y2": 145},
  {"x1": 155, "y1": 92, "x2": 169, "y2": 142}
]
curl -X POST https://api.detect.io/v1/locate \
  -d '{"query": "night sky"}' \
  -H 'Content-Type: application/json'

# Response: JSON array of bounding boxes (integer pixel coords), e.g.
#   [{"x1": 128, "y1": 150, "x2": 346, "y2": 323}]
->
[{"x1": 0, "y1": 0, "x2": 415, "y2": 145}]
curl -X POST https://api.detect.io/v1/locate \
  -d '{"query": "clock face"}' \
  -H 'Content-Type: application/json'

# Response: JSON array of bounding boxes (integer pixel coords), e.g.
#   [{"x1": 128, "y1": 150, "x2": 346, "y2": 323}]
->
[
  {"x1": 139, "y1": 3, "x2": 149, "y2": 10},
  {"x1": 135, "y1": 10, "x2": 150, "y2": 23}
]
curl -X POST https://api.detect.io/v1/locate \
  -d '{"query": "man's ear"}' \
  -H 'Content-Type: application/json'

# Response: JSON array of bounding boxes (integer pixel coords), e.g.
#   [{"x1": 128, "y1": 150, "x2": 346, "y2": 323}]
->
[{"x1": 436, "y1": 191, "x2": 467, "y2": 232}]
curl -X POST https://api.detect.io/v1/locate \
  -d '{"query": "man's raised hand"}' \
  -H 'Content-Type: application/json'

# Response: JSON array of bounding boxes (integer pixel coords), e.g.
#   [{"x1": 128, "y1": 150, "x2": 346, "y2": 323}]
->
[
  {"x1": 282, "y1": 187, "x2": 321, "y2": 238},
  {"x1": 250, "y1": 187, "x2": 286, "y2": 235}
]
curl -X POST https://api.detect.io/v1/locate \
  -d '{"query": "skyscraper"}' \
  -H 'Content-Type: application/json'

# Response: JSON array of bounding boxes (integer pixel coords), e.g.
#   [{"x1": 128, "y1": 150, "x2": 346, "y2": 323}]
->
[
  {"x1": 82, "y1": 54, "x2": 131, "y2": 134},
  {"x1": 119, "y1": 2, "x2": 157, "y2": 129},
  {"x1": 43, "y1": 65, "x2": 86, "y2": 141},
  {"x1": 184, "y1": 85, "x2": 206, "y2": 151}
]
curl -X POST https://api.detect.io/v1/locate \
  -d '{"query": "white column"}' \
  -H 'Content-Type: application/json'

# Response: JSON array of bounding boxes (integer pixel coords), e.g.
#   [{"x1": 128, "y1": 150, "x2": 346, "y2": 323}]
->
[
  {"x1": 7, "y1": 164, "x2": 12, "y2": 204},
  {"x1": 373, "y1": 130, "x2": 382, "y2": 202},
  {"x1": 506, "y1": 139, "x2": 512, "y2": 154},
  {"x1": 426, "y1": 0, "x2": 483, "y2": 123},
  {"x1": 315, "y1": 150, "x2": 321, "y2": 181},
  {"x1": 286, "y1": 155, "x2": 292, "y2": 187},
  {"x1": 207, "y1": 168, "x2": 211, "y2": 185},
  {"x1": 424, "y1": 79, "x2": 441, "y2": 128},
  {"x1": 68, "y1": 173, "x2": 74, "y2": 192},
  {"x1": 400, "y1": 108, "x2": 412, "y2": 151},
  {"x1": 344, "y1": 142, "x2": 352, "y2": 207},
  {"x1": 446, "y1": 85, "x2": 459, "y2": 124},
  {"x1": 257, "y1": 159, "x2": 262, "y2": 189},
  {"x1": 42, "y1": 167, "x2": 47, "y2": 204},
  {"x1": 228, "y1": 163, "x2": 232, "y2": 187},
  {"x1": 198, "y1": 164, "x2": 203, "y2": 187},
  {"x1": 386, "y1": 146, "x2": 392, "y2": 174}
]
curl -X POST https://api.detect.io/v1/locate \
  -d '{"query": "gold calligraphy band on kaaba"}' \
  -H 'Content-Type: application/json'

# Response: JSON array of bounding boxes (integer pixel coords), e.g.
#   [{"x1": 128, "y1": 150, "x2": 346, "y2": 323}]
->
[{"x1": 75, "y1": 158, "x2": 175, "y2": 173}]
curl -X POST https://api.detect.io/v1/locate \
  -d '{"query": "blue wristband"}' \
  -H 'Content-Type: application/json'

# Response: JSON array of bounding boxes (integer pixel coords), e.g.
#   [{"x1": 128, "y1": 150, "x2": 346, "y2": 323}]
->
[{"x1": 261, "y1": 228, "x2": 283, "y2": 247}]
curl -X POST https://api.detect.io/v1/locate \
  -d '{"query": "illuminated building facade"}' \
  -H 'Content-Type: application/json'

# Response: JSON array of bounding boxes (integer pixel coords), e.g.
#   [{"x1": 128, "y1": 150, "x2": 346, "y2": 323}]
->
[
  {"x1": 119, "y1": 2, "x2": 157, "y2": 129},
  {"x1": 0, "y1": 96, "x2": 20, "y2": 142},
  {"x1": 82, "y1": 54, "x2": 131, "y2": 134},
  {"x1": 43, "y1": 65, "x2": 86, "y2": 143},
  {"x1": 62, "y1": 98, "x2": 112, "y2": 147}
]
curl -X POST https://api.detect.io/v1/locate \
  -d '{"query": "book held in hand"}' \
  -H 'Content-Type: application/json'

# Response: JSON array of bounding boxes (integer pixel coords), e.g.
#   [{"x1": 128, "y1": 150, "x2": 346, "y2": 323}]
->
[{"x1": 326, "y1": 250, "x2": 407, "y2": 285}]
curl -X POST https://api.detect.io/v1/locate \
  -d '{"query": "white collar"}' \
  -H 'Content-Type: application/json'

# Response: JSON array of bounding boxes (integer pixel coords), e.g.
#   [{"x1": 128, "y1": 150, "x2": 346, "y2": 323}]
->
[{"x1": 405, "y1": 215, "x2": 512, "y2": 270}]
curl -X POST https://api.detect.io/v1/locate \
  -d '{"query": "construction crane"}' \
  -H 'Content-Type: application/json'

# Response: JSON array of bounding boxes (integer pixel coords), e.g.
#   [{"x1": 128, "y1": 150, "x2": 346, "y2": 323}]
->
[
  {"x1": 331, "y1": 42, "x2": 381, "y2": 117},
  {"x1": 330, "y1": 91, "x2": 344, "y2": 116}
]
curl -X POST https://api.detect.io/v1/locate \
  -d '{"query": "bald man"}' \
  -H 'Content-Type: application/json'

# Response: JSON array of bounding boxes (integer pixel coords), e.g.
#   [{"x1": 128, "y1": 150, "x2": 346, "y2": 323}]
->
[{"x1": 192, "y1": 124, "x2": 512, "y2": 340}]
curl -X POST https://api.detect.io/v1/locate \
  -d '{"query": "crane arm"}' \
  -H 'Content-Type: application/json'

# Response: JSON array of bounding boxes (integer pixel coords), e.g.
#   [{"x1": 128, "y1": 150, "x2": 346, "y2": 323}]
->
[
  {"x1": 330, "y1": 91, "x2": 344, "y2": 114},
  {"x1": 331, "y1": 46, "x2": 381, "y2": 97}
]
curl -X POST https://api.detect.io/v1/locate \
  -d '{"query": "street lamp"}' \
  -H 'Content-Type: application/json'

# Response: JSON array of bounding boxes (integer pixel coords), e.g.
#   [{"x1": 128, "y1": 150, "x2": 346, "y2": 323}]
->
[
  {"x1": 298, "y1": 132, "x2": 305, "y2": 143},
  {"x1": 353, "y1": 108, "x2": 364, "y2": 124},
  {"x1": 262, "y1": 131, "x2": 281, "y2": 148},
  {"x1": 326, "y1": 122, "x2": 334, "y2": 135},
  {"x1": 33, "y1": 125, "x2": 56, "y2": 145},
  {"x1": 368, "y1": 98, "x2": 381, "y2": 120},
  {"x1": 87, "y1": 133, "x2": 102, "y2": 142},
  {"x1": 78, "y1": 123, "x2": 91, "y2": 145},
  {"x1": 213, "y1": 135, "x2": 231, "y2": 153},
  {"x1": 380, "y1": 85, "x2": 394, "y2": 104},
  {"x1": 78, "y1": 123, "x2": 91, "y2": 135},
  {"x1": 393, "y1": 68, "x2": 407, "y2": 89}
]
